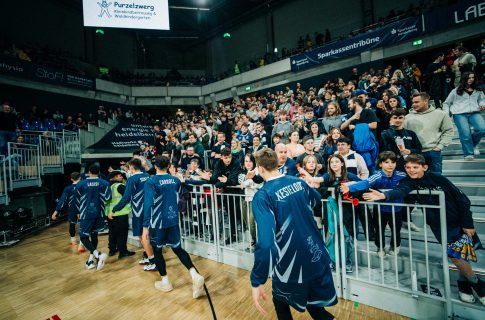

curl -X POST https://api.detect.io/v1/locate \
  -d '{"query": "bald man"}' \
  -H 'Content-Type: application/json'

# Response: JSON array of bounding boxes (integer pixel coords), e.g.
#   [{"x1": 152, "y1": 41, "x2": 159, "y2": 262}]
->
[{"x1": 275, "y1": 144, "x2": 299, "y2": 177}]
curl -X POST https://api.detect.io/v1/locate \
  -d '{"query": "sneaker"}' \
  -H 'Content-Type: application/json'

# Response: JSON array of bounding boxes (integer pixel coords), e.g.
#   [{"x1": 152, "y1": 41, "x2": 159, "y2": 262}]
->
[
  {"x1": 155, "y1": 279, "x2": 173, "y2": 292},
  {"x1": 388, "y1": 247, "x2": 400, "y2": 255},
  {"x1": 377, "y1": 249, "x2": 386, "y2": 259},
  {"x1": 139, "y1": 257, "x2": 150, "y2": 265},
  {"x1": 70, "y1": 239, "x2": 77, "y2": 246},
  {"x1": 78, "y1": 243, "x2": 86, "y2": 253},
  {"x1": 465, "y1": 155, "x2": 475, "y2": 161},
  {"x1": 474, "y1": 147, "x2": 481, "y2": 156},
  {"x1": 96, "y1": 253, "x2": 107, "y2": 271},
  {"x1": 346, "y1": 264, "x2": 353, "y2": 274},
  {"x1": 85, "y1": 260, "x2": 95, "y2": 270},
  {"x1": 458, "y1": 280, "x2": 475, "y2": 303},
  {"x1": 192, "y1": 273, "x2": 205, "y2": 299},
  {"x1": 144, "y1": 263, "x2": 157, "y2": 271},
  {"x1": 470, "y1": 279, "x2": 485, "y2": 305}
]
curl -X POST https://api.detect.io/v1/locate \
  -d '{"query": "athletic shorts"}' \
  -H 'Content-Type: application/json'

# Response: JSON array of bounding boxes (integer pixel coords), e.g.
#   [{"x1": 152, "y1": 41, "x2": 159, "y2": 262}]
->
[
  {"x1": 132, "y1": 214, "x2": 143, "y2": 237},
  {"x1": 272, "y1": 272, "x2": 337, "y2": 312},
  {"x1": 150, "y1": 225, "x2": 181, "y2": 249},
  {"x1": 429, "y1": 225, "x2": 462, "y2": 245},
  {"x1": 80, "y1": 216, "x2": 105, "y2": 237},
  {"x1": 273, "y1": 268, "x2": 337, "y2": 312}
]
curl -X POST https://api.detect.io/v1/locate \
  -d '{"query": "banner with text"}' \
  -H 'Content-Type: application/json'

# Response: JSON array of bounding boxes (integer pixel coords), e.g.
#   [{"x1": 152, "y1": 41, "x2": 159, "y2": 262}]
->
[
  {"x1": 290, "y1": 16, "x2": 424, "y2": 72},
  {"x1": 83, "y1": 0, "x2": 170, "y2": 30},
  {"x1": 424, "y1": 0, "x2": 484, "y2": 33},
  {"x1": 88, "y1": 121, "x2": 154, "y2": 150},
  {"x1": 0, "y1": 55, "x2": 95, "y2": 90}
]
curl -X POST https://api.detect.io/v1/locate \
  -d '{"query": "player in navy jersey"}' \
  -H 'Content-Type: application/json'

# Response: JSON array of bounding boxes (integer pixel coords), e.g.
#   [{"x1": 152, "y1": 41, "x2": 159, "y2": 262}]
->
[
  {"x1": 251, "y1": 148, "x2": 337, "y2": 320},
  {"x1": 51, "y1": 171, "x2": 85, "y2": 253},
  {"x1": 143, "y1": 156, "x2": 205, "y2": 298},
  {"x1": 110, "y1": 158, "x2": 156, "y2": 271},
  {"x1": 76, "y1": 164, "x2": 111, "y2": 271}
]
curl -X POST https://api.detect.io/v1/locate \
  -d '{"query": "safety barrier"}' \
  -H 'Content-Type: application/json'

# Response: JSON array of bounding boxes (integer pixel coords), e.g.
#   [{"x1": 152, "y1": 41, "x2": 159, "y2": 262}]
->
[
  {"x1": 0, "y1": 155, "x2": 8, "y2": 205},
  {"x1": 180, "y1": 186, "x2": 454, "y2": 319},
  {"x1": 21, "y1": 131, "x2": 63, "y2": 174},
  {"x1": 61, "y1": 130, "x2": 81, "y2": 164},
  {"x1": 6, "y1": 142, "x2": 42, "y2": 190}
]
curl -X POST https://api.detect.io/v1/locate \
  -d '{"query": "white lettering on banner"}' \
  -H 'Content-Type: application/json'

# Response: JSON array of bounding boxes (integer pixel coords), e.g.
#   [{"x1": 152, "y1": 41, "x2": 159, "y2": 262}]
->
[
  {"x1": 35, "y1": 68, "x2": 64, "y2": 81},
  {"x1": 454, "y1": 2, "x2": 485, "y2": 24},
  {"x1": 0, "y1": 63, "x2": 23, "y2": 73},
  {"x1": 316, "y1": 37, "x2": 380, "y2": 60}
]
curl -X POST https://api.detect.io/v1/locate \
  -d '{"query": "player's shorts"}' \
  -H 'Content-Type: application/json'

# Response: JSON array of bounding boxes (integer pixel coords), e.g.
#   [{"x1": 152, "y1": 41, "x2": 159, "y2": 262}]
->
[
  {"x1": 80, "y1": 216, "x2": 105, "y2": 237},
  {"x1": 150, "y1": 225, "x2": 181, "y2": 249},
  {"x1": 272, "y1": 272, "x2": 337, "y2": 312},
  {"x1": 132, "y1": 214, "x2": 143, "y2": 237}
]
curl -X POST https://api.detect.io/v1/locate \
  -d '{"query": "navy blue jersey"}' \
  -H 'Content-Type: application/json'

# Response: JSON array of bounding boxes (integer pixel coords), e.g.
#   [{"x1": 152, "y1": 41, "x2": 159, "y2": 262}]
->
[
  {"x1": 55, "y1": 183, "x2": 79, "y2": 214},
  {"x1": 251, "y1": 175, "x2": 331, "y2": 288},
  {"x1": 277, "y1": 158, "x2": 298, "y2": 177},
  {"x1": 76, "y1": 177, "x2": 111, "y2": 220},
  {"x1": 143, "y1": 173, "x2": 182, "y2": 229},
  {"x1": 112, "y1": 172, "x2": 150, "y2": 217}
]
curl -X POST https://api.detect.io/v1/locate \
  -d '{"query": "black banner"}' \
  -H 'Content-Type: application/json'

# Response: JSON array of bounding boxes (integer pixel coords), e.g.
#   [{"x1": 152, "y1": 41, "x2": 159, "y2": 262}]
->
[
  {"x1": 425, "y1": 0, "x2": 485, "y2": 33},
  {"x1": 0, "y1": 55, "x2": 95, "y2": 90},
  {"x1": 88, "y1": 121, "x2": 154, "y2": 150}
]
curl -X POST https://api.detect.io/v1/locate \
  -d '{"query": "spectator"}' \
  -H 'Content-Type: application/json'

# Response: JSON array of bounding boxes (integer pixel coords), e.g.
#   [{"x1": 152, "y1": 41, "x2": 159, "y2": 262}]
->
[
  {"x1": 405, "y1": 92, "x2": 453, "y2": 174},
  {"x1": 321, "y1": 101, "x2": 344, "y2": 135},
  {"x1": 452, "y1": 46, "x2": 477, "y2": 87},
  {"x1": 340, "y1": 97, "x2": 378, "y2": 140},
  {"x1": 321, "y1": 127, "x2": 343, "y2": 164},
  {"x1": 179, "y1": 146, "x2": 202, "y2": 171},
  {"x1": 425, "y1": 52, "x2": 447, "y2": 109},
  {"x1": 381, "y1": 108, "x2": 422, "y2": 171},
  {"x1": 286, "y1": 131, "x2": 305, "y2": 159},
  {"x1": 275, "y1": 143, "x2": 298, "y2": 176},
  {"x1": 296, "y1": 136, "x2": 325, "y2": 172},
  {"x1": 230, "y1": 139, "x2": 245, "y2": 165},
  {"x1": 335, "y1": 137, "x2": 369, "y2": 179},
  {"x1": 442, "y1": 72, "x2": 485, "y2": 160},
  {"x1": 187, "y1": 133, "x2": 205, "y2": 158},
  {"x1": 272, "y1": 110, "x2": 293, "y2": 144},
  {"x1": 0, "y1": 102, "x2": 20, "y2": 155}
]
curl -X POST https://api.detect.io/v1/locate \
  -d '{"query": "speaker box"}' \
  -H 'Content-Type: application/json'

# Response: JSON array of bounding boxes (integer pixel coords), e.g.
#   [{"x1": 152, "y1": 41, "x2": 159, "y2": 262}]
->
[{"x1": 6, "y1": 191, "x2": 49, "y2": 219}]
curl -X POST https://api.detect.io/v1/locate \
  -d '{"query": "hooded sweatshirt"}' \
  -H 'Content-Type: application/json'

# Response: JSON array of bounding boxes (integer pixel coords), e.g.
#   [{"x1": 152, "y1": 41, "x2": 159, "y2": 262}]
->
[
  {"x1": 404, "y1": 106, "x2": 453, "y2": 152},
  {"x1": 271, "y1": 121, "x2": 293, "y2": 144}
]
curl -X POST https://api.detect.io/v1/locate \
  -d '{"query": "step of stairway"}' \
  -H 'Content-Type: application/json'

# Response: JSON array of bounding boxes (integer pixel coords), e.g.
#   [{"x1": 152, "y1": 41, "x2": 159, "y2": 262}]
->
[
  {"x1": 443, "y1": 159, "x2": 485, "y2": 170},
  {"x1": 453, "y1": 182, "x2": 485, "y2": 196}
]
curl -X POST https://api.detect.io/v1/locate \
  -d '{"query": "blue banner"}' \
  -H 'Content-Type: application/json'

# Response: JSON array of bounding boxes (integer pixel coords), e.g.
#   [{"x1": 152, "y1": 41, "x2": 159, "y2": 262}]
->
[
  {"x1": 290, "y1": 16, "x2": 424, "y2": 72},
  {"x1": 425, "y1": 0, "x2": 485, "y2": 33},
  {"x1": 0, "y1": 55, "x2": 95, "y2": 90}
]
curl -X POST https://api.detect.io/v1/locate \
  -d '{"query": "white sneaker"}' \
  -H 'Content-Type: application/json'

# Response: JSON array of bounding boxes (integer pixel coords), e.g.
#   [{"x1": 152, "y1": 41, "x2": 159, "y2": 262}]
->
[
  {"x1": 144, "y1": 263, "x2": 157, "y2": 271},
  {"x1": 85, "y1": 259, "x2": 95, "y2": 270},
  {"x1": 96, "y1": 253, "x2": 107, "y2": 271},
  {"x1": 474, "y1": 147, "x2": 481, "y2": 156},
  {"x1": 377, "y1": 249, "x2": 386, "y2": 259},
  {"x1": 155, "y1": 279, "x2": 173, "y2": 292},
  {"x1": 192, "y1": 273, "x2": 205, "y2": 299},
  {"x1": 138, "y1": 257, "x2": 150, "y2": 265},
  {"x1": 465, "y1": 155, "x2": 475, "y2": 161},
  {"x1": 388, "y1": 247, "x2": 400, "y2": 255}
]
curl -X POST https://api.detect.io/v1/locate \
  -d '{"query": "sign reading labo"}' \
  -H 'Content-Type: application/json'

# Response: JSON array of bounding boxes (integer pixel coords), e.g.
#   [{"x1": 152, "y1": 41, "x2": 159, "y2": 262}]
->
[{"x1": 82, "y1": 0, "x2": 170, "y2": 30}]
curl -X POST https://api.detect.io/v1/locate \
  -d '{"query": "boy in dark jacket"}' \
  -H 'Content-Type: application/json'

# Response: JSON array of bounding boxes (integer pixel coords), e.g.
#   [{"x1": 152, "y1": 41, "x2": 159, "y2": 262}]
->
[
  {"x1": 363, "y1": 154, "x2": 484, "y2": 305},
  {"x1": 381, "y1": 108, "x2": 422, "y2": 171}
]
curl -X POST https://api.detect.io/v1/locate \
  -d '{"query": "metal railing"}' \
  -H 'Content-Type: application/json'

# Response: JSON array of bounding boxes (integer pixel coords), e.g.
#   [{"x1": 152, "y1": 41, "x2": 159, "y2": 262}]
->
[
  {"x1": 180, "y1": 186, "x2": 453, "y2": 318},
  {"x1": 0, "y1": 155, "x2": 8, "y2": 205},
  {"x1": 61, "y1": 130, "x2": 81, "y2": 164},
  {"x1": 6, "y1": 142, "x2": 41, "y2": 190}
]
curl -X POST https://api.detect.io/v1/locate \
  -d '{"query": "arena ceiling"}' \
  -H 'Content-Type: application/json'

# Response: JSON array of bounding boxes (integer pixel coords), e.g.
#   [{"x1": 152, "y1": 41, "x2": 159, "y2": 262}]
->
[{"x1": 58, "y1": 0, "x2": 291, "y2": 46}]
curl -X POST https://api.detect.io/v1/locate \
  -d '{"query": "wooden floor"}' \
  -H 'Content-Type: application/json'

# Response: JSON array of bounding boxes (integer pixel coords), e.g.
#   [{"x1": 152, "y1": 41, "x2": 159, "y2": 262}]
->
[{"x1": 0, "y1": 222, "x2": 407, "y2": 320}]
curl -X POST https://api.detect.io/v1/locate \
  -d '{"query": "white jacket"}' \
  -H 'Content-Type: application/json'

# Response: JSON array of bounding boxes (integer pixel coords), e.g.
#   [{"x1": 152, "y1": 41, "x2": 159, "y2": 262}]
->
[{"x1": 443, "y1": 88, "x2": 485, "y2": 115}]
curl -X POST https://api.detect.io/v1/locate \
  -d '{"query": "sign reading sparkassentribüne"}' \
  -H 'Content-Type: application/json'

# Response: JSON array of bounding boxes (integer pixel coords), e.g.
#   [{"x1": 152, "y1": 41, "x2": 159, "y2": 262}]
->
[
  {"x1": 82, "y1": 0, "x2": 170, "y2": 30},
  {"x1": 290, "y1": 16, "x2": 423, "y2": 72}
]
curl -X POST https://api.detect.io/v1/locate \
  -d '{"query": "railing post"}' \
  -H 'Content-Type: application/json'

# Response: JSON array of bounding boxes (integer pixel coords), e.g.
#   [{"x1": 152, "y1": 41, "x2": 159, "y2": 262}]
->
[{"x1": 439, "y1": 191, "x2": 452, "y2": 319}]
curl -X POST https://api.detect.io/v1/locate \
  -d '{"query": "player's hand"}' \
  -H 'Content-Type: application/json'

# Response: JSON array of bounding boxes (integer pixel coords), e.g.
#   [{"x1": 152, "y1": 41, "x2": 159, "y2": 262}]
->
[
  {"x1": 463, "y1": 228, "x2": 476, "y2": 238},
  {"x1": 363, "y1": 189, "x2": 386, "y2": 201},
  {"x1": 77, "y1": 214, "x2": 80, "y2": 220},
  {"x1": 252, "y1": 285, "x2": 268, "y2": 315},
  {"x1": 142, "y1": 227, "x2": 149, "y2": 243},
  {"x1": 108, "y1": 212, "x2": 114, "y2": 220},
  {"x1": 246, "y1": 170, "x2": 256, "y2": 179},
  {"x1": 51, "y1": 212, "x2": 57, "y2": 220},
  {"x1": 340, "y1": 183, "x2": 350, "y2": 194}
]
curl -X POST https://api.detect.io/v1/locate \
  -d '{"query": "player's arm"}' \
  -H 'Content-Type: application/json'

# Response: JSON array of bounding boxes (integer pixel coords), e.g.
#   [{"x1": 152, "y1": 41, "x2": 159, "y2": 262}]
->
[
  {"x1": 143, "y1": 179, "x2": 155, "y2": 228},
  {"x1": 52, "y1": 187, "x2": 69, "y2": 220},
  {"x1": 250, "y1": 192, "x2": 278, "y2": 288}
]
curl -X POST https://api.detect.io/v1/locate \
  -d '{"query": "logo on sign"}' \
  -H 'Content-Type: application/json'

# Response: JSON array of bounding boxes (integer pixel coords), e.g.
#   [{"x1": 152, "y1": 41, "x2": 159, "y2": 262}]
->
[{"x1": 97, "y1": 0, "x2": 112, "y2": 18}]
